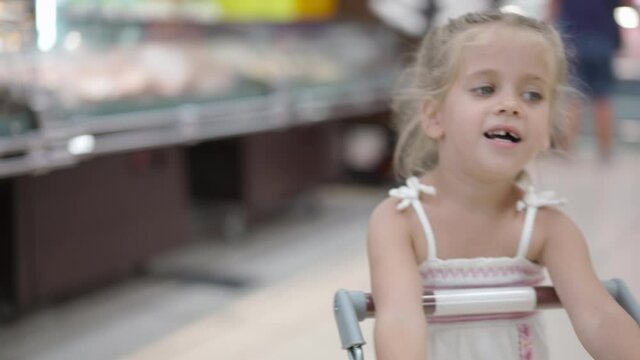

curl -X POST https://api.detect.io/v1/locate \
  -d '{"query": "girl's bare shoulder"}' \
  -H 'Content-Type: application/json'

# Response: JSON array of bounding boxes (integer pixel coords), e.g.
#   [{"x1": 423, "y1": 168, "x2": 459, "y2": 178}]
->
[
  {"x1": 368, "y1": 197, "x2": 414, "y2": 243},
  {"x1": 535, "y1": 205, "x2": 582, "y2": 241}
]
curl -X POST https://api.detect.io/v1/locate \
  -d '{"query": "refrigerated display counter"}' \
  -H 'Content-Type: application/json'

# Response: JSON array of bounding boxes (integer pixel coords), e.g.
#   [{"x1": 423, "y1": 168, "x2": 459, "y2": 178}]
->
[{"x1": 0, "y1": 0, "x2": 401, "y2": 313}]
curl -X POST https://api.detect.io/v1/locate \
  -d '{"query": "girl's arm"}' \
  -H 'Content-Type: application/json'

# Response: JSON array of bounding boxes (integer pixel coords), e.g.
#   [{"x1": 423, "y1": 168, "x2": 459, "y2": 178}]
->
[
  {"x1": 541, "y1": 209, "x2": 640, "y2": 360},
  {"x1": 368, "y1": 198, "x2": 427, "y2": 360}
]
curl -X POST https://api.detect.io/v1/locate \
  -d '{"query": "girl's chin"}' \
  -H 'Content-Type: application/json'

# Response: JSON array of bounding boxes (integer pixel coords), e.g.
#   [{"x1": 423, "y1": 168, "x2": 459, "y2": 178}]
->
[{"x1": 473, "y1": 160, "x2": 528, "y2": 182}]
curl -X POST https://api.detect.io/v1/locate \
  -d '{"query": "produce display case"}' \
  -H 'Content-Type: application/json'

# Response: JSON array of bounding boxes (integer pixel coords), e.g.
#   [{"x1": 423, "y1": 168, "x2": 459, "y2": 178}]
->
[
  {"x1": 0, "y1": 0, "x2": 401, "y2": 178},
  {"x1": 0, "y1": 0, "x2": 401, "y2": 313}
]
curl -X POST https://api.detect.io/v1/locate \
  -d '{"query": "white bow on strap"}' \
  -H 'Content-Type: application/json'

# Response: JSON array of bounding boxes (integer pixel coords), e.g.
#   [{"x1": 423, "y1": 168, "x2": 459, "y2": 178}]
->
[
  {"x1": 389, "y1": 176, "x2": 437, "y2": 211},
  {"x1": 516, "y1": 186, "x2": 567, "y2": 211}
]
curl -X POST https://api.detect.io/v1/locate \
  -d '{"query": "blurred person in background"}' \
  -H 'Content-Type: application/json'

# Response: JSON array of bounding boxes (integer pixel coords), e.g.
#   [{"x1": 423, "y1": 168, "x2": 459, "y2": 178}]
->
[
  {"x1": 368, "y1": 0, "x2": 499, "y2": 37},
  {"x1": 549, "y1": 0, "x2": 630, "y2": 161}
]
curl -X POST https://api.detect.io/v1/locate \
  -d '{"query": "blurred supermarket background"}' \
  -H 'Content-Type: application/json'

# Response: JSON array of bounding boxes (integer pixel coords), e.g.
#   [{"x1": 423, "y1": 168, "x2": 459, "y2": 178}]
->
[{"x1": 0, "y1": 0, "x2": 639, "y2": 359}]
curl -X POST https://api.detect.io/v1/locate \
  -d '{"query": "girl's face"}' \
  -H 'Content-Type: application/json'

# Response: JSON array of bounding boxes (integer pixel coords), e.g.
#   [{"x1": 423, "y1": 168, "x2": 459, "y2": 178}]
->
[{"x1": 423, "y1": 27, "x2": 554, "y2": 181}]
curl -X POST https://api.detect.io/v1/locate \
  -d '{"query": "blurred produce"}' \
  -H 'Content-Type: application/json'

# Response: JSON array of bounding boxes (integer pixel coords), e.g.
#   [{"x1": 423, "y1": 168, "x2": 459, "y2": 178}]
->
[{"x1": 0, "y1": 0, "x2": 402, "y2": 178}]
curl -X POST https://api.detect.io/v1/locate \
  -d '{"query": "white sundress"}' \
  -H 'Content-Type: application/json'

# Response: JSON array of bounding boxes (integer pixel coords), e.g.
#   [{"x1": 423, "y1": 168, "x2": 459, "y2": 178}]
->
[{"x1": 389, "y1": 177, "x2": 566, "y2": 360}]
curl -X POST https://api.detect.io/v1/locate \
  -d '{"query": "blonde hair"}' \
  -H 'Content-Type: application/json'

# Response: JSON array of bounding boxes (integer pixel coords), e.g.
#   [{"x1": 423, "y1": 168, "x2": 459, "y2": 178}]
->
[{"x1": 391, "y1": 10, "x2": 572, "y2": 179}]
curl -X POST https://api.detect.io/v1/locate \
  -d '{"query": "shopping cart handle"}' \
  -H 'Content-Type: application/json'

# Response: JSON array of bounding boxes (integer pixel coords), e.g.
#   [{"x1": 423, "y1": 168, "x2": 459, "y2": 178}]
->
[{"x1": 334, "y1": 279, "x2": 640, "y2": 360}]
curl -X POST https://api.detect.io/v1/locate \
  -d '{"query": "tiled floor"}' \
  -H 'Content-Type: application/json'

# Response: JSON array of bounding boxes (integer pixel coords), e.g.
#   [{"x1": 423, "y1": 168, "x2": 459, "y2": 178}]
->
[{"x1": 0, "y1": 140, "x2": 639, "y2": 360}]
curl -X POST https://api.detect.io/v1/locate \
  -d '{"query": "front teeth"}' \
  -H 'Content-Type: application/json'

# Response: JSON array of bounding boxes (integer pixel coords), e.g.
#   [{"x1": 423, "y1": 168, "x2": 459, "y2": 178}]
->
[
  {"x1": 489, "y1": 130, "x2": 516, "y2": 137},
  {"x1": 485, "y1": 130, "x2": 521, "y2": 142}
]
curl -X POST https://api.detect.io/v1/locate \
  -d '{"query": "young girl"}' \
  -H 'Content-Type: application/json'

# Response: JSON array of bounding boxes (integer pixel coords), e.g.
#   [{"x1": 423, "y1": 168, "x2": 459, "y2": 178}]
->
[{"x1": 367, "y1": 11, "x2": 640, "y2": 360}]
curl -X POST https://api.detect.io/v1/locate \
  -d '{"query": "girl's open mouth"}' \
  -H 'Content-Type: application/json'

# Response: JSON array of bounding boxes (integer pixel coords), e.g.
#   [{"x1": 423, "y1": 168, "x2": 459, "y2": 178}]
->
[{"x1": 483, "y1": 129, "x2": 521, "y2": 143}]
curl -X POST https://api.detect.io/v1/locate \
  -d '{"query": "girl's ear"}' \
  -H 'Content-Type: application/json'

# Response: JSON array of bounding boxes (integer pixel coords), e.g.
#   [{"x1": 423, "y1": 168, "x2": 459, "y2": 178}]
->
[{"x1": 421, "y1": 98, "x2": 444, "y2": 139}]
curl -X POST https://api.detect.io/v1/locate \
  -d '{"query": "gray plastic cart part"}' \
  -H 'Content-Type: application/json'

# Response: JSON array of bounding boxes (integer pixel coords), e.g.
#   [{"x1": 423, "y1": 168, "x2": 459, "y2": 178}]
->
[
  {"x1": 603, "y1": 278, "x2": 640, "y2": 324},
  {"x1": 334, "y1": 290, "x2": 367, "y2": 348},
  {"x1": 334, "y1": 289, "x2": 368, "y2": 360}
]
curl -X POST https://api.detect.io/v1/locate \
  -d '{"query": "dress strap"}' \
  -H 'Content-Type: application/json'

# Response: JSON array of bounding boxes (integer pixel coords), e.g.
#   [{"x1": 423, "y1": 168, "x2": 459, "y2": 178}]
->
[
  {"x1": 515, "y1": 186, "x2": 567, "y2": 258},
  {"x1": 389, "y1": 177, "x2": 438, "y2": 260}
]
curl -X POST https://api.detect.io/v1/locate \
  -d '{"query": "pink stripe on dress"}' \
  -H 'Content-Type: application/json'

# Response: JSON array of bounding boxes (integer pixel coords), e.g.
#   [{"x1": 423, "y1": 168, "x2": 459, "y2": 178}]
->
[{"x1": 518, "y1": 324, "x2": 533, "y2": 360}]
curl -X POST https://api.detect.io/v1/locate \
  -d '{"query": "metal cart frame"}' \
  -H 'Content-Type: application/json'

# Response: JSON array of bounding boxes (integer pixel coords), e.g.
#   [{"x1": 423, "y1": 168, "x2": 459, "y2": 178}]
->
[{"x1": 333, "y1": 279, "x2": 640, "y2": 360}]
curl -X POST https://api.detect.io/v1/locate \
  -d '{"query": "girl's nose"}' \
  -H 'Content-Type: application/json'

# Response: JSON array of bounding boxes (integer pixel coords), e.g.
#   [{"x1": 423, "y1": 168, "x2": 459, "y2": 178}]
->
[{"x1": 495, "y1": 99, "x2": 521, "y2": 117}]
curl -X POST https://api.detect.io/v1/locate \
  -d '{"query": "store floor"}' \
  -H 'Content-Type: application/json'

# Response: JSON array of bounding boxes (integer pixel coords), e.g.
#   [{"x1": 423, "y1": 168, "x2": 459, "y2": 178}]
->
[{"x1": 1, "y1": 140, "x2": 639, "y2": 360}]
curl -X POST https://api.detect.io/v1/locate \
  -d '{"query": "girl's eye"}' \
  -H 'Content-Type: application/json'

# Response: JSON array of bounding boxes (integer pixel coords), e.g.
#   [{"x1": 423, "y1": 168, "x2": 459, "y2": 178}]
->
[
  {"x1": 522, "y1": 90, "x2": 543, "y2": 102},
  {"x1": 472, "y1": 85, "x2": 494, "y2": 96}
]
